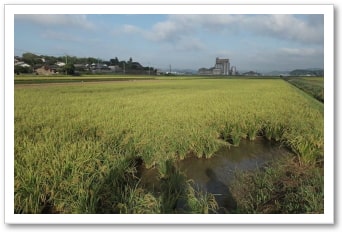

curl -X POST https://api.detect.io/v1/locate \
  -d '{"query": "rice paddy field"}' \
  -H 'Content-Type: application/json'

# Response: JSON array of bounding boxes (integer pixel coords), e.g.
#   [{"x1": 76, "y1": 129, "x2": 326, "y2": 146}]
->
[{"x1": 14, "y1": 77, "x2": 324, "y2": 214}]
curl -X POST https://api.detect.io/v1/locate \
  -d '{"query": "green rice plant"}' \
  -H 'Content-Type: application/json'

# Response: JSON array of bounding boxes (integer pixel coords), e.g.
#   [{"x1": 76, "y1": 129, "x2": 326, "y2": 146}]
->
[
  {"x1": 285, "y1": 135, "x2": 321, "y2": 165},
  {"x1": 219, "y1": 122, "x2": 233, "y2": 142},
  {"x1": 115, "y1": 183, "x2": 160, "y2": 214},
  {"x1": 262, "y1": 123, "x2": 286, "y2": 142},
  {"x1": 229, "y1": 125, "x2": 243, "y2": 146},
  {"x1": 14, "y1": 167, "x2": 45, "y2": 213},
  {"x1": 188, "y1": 131, "x2": 225, "y2": 159},
  {"x1": 182, "y1": 181, "x2": 219, "y2": 214},
  {"x1": 246, "y1": 118, "x2": 262, "y2": 141}
]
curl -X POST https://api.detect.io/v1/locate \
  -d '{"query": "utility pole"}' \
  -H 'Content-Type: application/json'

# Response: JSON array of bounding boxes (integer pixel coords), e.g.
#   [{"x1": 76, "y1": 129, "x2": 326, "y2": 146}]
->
[
  {"x1": 148, "y1": 62, "x2": 150, "y2": 76},
  {"x1": 123, "y1": 63, "x2": 125, "y2": 74},
  {"x1": 65, "y1": 54, "x2": 68, "y2": 75},
  {"x1": 169, "y1": 64, "x2": 171, "y2": 74}
]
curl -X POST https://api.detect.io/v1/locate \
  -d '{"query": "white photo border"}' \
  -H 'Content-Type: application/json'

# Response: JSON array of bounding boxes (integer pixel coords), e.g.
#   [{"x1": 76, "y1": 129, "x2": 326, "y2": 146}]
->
[{"x1": 4, "y1": 4, "x2": 334, "y2": 224}]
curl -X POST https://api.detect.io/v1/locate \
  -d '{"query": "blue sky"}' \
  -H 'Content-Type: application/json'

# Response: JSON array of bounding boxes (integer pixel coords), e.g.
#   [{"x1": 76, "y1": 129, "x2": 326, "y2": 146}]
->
[{"x1": 14, "y1": 14, "x2": 324, "y2": 73}]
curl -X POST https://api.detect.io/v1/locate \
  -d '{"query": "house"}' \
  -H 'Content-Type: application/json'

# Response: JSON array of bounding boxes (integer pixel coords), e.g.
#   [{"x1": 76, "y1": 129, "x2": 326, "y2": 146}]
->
[
  {"x1": 14, "y1": 61, "x2": 31, "y2": 68},
  {"x1": 56, "y1": 62, "x2": 66, "y2": 67},
  {"x1": 109, "y1": 65, "x2": 121, "y2": 72},
  {"x1": 35, "y1": 65, "x2": 58, "y2": 75}
]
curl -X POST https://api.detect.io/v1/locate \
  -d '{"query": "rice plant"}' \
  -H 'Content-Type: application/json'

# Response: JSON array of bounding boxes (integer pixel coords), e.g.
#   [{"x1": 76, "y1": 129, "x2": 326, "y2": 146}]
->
[{"x1": 14, "y1": 78, "x2": 323, "y2": 213}]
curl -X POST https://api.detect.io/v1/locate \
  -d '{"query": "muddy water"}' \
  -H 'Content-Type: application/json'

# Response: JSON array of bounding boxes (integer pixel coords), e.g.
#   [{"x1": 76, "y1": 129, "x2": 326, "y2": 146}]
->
[
  {"x1": 177, "y1": 138, "x2": 287, "y2": 189},
  {"x1": 176, "y1": 138, "x2": 289, "y2": 212},
  {"x1": 139, "y1": 138, "x2": 290, "y2": 213}
]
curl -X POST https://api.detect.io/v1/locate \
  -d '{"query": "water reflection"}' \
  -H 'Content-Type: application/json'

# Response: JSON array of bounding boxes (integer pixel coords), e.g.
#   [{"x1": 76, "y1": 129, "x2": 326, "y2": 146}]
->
[{"x1": 205, "y1": 168, "x2": 237, "y2": 213}]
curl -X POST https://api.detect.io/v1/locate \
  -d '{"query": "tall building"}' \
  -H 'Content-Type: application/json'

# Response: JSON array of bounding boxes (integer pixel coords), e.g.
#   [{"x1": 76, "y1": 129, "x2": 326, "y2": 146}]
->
[
  {"x1": 198, "y1": 57, "x2": 234, "y2": 75},
  {"x1": 214, "y1": 57, "x2": 230, "y2": 75},
  {"x1": 231, "y1": 66, "x2": 237, "y2": 75}
]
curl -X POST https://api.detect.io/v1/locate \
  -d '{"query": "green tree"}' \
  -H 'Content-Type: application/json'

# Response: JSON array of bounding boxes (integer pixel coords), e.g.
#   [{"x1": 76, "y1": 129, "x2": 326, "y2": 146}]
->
[
  {"x1": 119, "y1": 61, "x2": 126, "y2": 69},
  {"x1": 22, "y1": 52, "x2": 41, "y2": 67},
  {"x1": 14, "y1": 65, "x2": 33, "y2": 75},
  {"x1": 44, "y1": 56, "x2": 58, "y2": 65},
  {"x1": 63, "y1": 63, "x2": 75, "y2": 75},
  {"x1": 110, "y1": 57, "x2": 119, "y2": 65},
  {"x1": 127, "y1": 57, "x2": 133, "y2": 69}
]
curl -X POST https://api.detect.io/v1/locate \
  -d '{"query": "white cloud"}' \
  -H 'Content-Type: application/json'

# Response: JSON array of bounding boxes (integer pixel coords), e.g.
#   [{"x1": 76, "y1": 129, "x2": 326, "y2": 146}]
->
[
  {"x1": 175, "y1": 37, "x2": 205, "y2": 51},
  {"x1": 122, "y1": 24, "x2": 142, "y2": 34},
  {"x1": 244, "y1": 15, "x2": 323, "y2": 44},
  {"x1": 147, "y1": 20, "x2": 192, "y2": 42},
  {"x1": 118, "y1": 14, "x2": 323, "y2": 51},
  {"x1": 41, "y1": 30, "x2": 81, "y2": 42},
  {"x1": 118, "y1": 20, "x2": 203, "y2": 52},
  {"x1": 279, "y1": 47, "x2": 321, "y2": 56},
  {"x1": 169, "y1": 14, "x2": 240, "y2": 31},
  {"x1": 146, "y1": 15, "x2": 239, "y2": 41},
  {"x1": 15, "y1": 15, "x2": 95, "y2": 30},
  {"x1": 170, "y1": 14, "x2": 324, "y2": 44}
]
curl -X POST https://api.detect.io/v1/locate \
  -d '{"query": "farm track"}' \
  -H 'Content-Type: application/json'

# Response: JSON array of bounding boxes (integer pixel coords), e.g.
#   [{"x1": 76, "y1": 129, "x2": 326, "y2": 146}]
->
[{"x1": 14, "y1": 79, "x2": 159, "y2": 88}]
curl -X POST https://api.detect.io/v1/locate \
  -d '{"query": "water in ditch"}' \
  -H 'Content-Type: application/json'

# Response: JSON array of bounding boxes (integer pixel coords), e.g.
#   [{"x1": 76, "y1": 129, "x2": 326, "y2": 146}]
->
[{"x1": 138, "y1": 138, "x2": 290, "y2": 213}]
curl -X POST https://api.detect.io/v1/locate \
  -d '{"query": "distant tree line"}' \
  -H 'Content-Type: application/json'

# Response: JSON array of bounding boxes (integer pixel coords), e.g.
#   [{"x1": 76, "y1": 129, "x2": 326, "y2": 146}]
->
[{"x1": 15, "y1": 52, "x2": 156, "y2": 75}]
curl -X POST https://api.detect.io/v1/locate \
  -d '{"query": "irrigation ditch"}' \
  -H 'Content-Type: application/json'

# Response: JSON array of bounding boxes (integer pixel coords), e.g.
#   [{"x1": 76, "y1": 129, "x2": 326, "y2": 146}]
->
[{"x1": 136, "y1": 137, "x2": 292, "y2": 213}]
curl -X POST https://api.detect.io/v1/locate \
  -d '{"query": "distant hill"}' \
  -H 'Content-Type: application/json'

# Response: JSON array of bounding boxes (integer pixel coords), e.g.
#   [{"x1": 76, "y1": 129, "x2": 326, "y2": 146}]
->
[
  {"x1": 242, "y1": 71, "x2": 261, "y2": 76},
  {"x1": 162, "y1": 68, "x2": 197, "y2": 75},
  {"x1": 264, "y1": 70, "x2": 290, "y2": 76},
  {"x1": 289, "y1": 68, "x2": 324, "y2": 76}
]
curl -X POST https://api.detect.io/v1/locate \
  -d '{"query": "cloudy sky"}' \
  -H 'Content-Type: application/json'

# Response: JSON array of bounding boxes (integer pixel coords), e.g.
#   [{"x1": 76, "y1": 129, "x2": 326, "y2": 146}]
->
[{"x1": 14, "y1": 14, "x2": 324, "y2": 73}]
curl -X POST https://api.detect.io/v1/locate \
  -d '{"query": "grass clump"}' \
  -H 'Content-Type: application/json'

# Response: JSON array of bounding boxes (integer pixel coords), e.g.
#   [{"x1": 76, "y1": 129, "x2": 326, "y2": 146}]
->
[{"x1": 230, "y1": 156, "x2": 324, "y2": 214}]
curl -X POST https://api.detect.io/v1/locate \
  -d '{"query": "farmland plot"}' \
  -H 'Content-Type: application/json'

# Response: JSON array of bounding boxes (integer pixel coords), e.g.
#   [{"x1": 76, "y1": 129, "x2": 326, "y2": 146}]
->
[{"x1": 14, "y1": 78, "x2": 324, "y2": 213}]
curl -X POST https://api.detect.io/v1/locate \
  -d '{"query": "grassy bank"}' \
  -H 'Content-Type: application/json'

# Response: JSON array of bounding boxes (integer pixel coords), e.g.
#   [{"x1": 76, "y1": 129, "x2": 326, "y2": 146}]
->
[
  {"x1": 283, "y1": 77, "x2": 324, "y2": 102},
  {"x1": 14, "y1": 78, "x2": 323, "y2": 213},
  {"x1": 230, "y1": 155, "x2": 323, "y2": 213}
]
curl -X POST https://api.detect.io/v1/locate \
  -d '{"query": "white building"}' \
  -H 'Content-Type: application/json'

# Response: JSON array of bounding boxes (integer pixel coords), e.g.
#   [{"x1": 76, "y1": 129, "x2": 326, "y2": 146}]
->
[
  {"x1": 198, "y1": 57, "x2": 231, "y2": 75},
  {"x1": 56, "y1": 62, "x2": 66, "y2": 67},
  {"x1": 214, "y1": 57, "x2": 230, "y2": 75}
]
